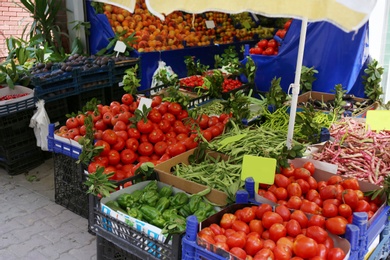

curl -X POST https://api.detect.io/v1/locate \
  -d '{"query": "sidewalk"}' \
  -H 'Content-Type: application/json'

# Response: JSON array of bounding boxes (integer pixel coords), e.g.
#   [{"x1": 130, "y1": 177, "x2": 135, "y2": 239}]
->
[{"x1": 0, "y1": 157, "x2": 97, "y2": 260}]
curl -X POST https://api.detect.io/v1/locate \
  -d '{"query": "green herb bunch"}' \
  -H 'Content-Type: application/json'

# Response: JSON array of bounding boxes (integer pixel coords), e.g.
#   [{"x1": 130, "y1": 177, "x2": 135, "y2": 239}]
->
[
  {"x1": 362, "y1": 59, "x2": 384, "y2": 103},
  {"x1": 300, "y1": 66, "x2": 318, "y2": 93},
  {"x1": 122, "y1": 64, "x2": 141, "y2": 94},
  {"x1": 266, "y1": 77, "x2": 287, "y2": 110},
  {"x1": 184, "y1": 56, "x2": 209, "y2": 76}
]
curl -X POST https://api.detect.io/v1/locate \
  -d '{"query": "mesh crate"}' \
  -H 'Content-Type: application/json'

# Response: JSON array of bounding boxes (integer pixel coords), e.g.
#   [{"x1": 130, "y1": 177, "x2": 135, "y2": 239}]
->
[
  {"x1": 0, "y1": 137, "x2": 39, "y2": 163},
  {"x1": 0, "y1": 151, "x2": 44, "y2": 176},
  {"x1": 77, "y1": 65, "x2": 112, "y2": 92},
  {"x1": 45, "y1": 98, "x2": 69, "y2": 125},
  {"x1": 77, "y1": 87, "x2": 107, "y2": 111},
  {"x1": 96, "y1": 234, "x2": 142, "y2": 260},
  {"x1": 93, "y1": 208, "x2": 182, "y2": 260},
  {"x1": 0, "y1": 87, "x2": 35, "y2": 117},
  {"x1": 32, "y1": 70, "x2": 78, "y2": 102},
  {"x1": 111, "y1": 59, "x2": 139, "y2": 84},
  {"x1": 53, "y1": 153, "x2": 88, "y2": 218},
  {"x1": 0, "y1": 126, "x2": 35, "y2": 149},
  {"x1": 107, "y1": 83, "x2": 126, "y2": 103},
  {"x1": 0, "y1": 108, "x2": 34, "y2": 142}
]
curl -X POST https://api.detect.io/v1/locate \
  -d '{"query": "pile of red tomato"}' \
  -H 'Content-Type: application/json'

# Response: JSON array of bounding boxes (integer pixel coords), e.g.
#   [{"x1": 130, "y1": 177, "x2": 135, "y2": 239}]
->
[
  {"x1": 222, "y1": 79, "x2": 242, "y2": 93},
  {"x1": 249, "y1": 39, "x2": 279, "y2": 56},
  {"x1": 56, "y1": 93, "x2": 229, "y2": 182},
  {"x1": 198, "y1": 204, "x2": 347, "y2": 259},
  {"x1": 275, "y1": 19, "x2": 292, "y2": 40},
  {"x1": 179, "y1": 75, "x2": 205, "y2": 88},
  {"x1": 258, "y1": 162, "x2": 382, "y2": 235}
]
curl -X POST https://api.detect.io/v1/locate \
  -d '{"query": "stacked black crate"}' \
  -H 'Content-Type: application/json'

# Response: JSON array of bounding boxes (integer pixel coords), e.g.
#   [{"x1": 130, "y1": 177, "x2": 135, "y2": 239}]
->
[{"x1": 0, "y1": 108, "x2": 44, "y2": 175}]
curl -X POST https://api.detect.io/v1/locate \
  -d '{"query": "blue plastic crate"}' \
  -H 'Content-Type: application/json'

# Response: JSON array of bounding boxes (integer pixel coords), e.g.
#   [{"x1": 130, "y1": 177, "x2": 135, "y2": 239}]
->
[
  {"x1": 32, "y1": 70, "x2": 78, "y2": 102},
  {"x1": 0, "y1": 94, "x2": 36, "y2": 117},
  {"x1": 47, "y1": 124, "x2": 82, "y2": 159},
  {"x1": 368, "y1": 226, "x2": 390, "y2": 260},
  {"x1": 77, "y1": 65, "x2": 112, "y2": 92}
]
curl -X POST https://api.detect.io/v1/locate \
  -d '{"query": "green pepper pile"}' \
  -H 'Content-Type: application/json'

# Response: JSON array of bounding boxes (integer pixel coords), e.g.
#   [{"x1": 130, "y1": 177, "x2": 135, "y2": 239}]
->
[{"x1": 104, "y1": 180, "x2": 217, "y2": 235}]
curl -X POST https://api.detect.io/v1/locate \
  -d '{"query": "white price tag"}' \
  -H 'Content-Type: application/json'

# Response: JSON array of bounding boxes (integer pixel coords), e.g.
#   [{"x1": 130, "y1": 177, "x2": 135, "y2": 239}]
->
[
  {"x1": 205, "y1": 20, "x2": 215, "y2": 29},
  {"x1": 137, "y1": 97, "x2": 153, "y2": 111},
  {"x1": 114, "y1": 41, "x2": 127, "y2": 56}
]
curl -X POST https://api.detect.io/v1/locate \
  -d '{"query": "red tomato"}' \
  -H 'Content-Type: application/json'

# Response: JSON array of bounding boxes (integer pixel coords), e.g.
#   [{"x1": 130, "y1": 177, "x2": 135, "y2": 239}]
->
[
  {"x1": 167, "y1": 143, "x2": 186, "y2": 157},
  {"x1": 88, "y1": 162, "x2": 104, "y2": 173},
  {"x1": 253, "y1": 248, "x2": 274, "y2": 260},
  {"x1": 267, "y1": 39, "x2": 277, "y2": 48},
  {"x1": 261, "y1": 212, "x2": 283, "y2": 229},
  {"x1": 232, "y1": 220, "x2": 250, "y2": 234},
  {"x1": 249, "y1": 219, "x2": 263, "y2": 234},
  {"x1": 198, "y1": 114, "x2": 210, "y2": 129},
  {"x1": 125, "y1": 138, "x2": 139, "y2": 152},
  {"x1": 257, "y1": 39, "x2": 268, "y2": 49},
  {"x1": 255, "y1": 204, "x2": 273, "y2": 219},
  {"x1": 303, "y1": 161, "x2": 315, "y2": 175},
  {"x1": 220, "y1": 213, "x2": 237, "y2": 229},
  {"x1": 320, "y1": 185, "x2": 338, "y2": 200},
  {"x1": 273, "y1": 243, "x2": 292, "y2": 260},
  {"x1": 285, "y1": 219, "x2": 302, "y2": 238},
  {"x1": 240, "y1": 207, "x2": 256, "y2": 223},
  {"x1": 151, "y1": 95, "x2": 162, "y2": 107},
  {"x1": 275, "y1": 205, "x2": 291, "y2": 221},
  {"x1": 274, "y1": 173, "x2": 291, "y2": 188},
  {"x1": 354, "y1": 199, "x2": 371, "y2": 213},
  {"x1": 167, "y1": 102, "x2": 182, "y2": 115},
  {"x1": 306, "y1": 226, "x2": 328, "y2": 244},
  {"x1": 230, "y1": 247, "x2": 247, "y2": 259},
  {"x1": 290, "y1": 210, "x2": 308, "y2": 228},
  {"x1": 154, "y1": 141, "x2": 168, "y2": 156},
  {"x1": 201, "y1": 130, "x2": 213, "y2": 142},
  {"x1": 107, "y1": 150, "x2": 120, "y2": 166},
  {"x1": 307, "y1": 176, "x2": 318, "y2": 190},
  {"x1": 327, "y1": 175, "x2": 343, "y2": 185},
  {"x1": 342, "y1": 189, "x2": 359, "y2": 210},
  {"x1": 286, "y1": 196, "x2": 303, "y2": 210},
  {"x1": 95, "y1": 140, "x2": 110, "y2": 156},
  {"x1": 148, "y1": 108, "x2": 162, "y2": 123},
  {"x1": 244, "y1": 235, "x2": 263, "y2": 256},
  {"x1": 287, "y1": 183, "x2": 302, "y2": 198},
  {"x1": 322, "y1": 203, "x2": 339, "y2": 218},
  {"x1": 111, "y1": 137, "x2": 125, "y2": 151},
  {"x1": 274, "y1": 187, "x2": 288, "y2": 201},
  {"x1": 341, "y1": 178, "x2": 360, "y2": 190},
  {"x1": 293, "y1": 236, "x2": 318, "y2": 259},
  {"x1": 325, "y1": 216, "x2": 348, "y2": 235},
  {"x1": 121, "y1": 93, "x2": 134, "y2": 105},
  {"x1": 263, "y1": 191, "x2": 277, "y2": 203},
  {"x1": 102, "y1": 129, "x2": 118, "y2": 145},
  {"x1": 137, "y1": 119, "x2": 154, "y2": 134},
  {"x1": 226, "y1": 232, "x2": 246, "y2": 249},
  {"x1": 296, "y1": 179, "x2": 310, "y2": 194},
  {"x1": 294, "y1": 168, "x2": 311, "y2": 180},
  {"x1": 268, "y1": 223, "x2": 286, "y2": 242},
  {"x1": 148, "y1": 128, "x2": 164, "y2": 144},
  {"x1": 327, "y1": 247, "x2": 346, "y2": 260},
  {"x1": 120, "y1": 149, "x2": 137, "y2": 164},
  {"x1": 300, "y1": 200, "x2": 321, "y2": 215},
  {"x1": 66, "y1": 117, "x2": 79, "y2": 129},
  {"x1": 281, "y1": 163, "x2": 295, "y2": 177},
  {"x1": 75, "y1": 114, "x2": 85, "y2": 125},
  {"x1": 138, "y1": 142, "x2": 154, "y2": 156},
  {"x1": 307, "y1": 214, "x2": 326, "y2": 229}
]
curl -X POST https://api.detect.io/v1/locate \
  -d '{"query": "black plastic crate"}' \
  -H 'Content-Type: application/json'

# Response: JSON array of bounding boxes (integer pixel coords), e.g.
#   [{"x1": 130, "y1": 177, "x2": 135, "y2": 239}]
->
[
  {"x1": 77, "y1": 65, "x2": 112, "y2": 92},
  {"x1": 96, "y1": 234, "x2": 142, "y2": 260},
  {"x1": 77, "y1": 87, "x2": 107, "y2": 111},
  {"x1": 0, "y1": 126, "x2": 36, "y2": 149},
  {"x1": 45, "y1": 98, "x2": 69, "y2": 125},
  {"x1": 32, "y1": 70, "x2": 78, "y2": 102},
  {"x1": 93, "y1": 207, "x2": 182, "y2": 260},
  {"x1": 0, "y1": 151, "x2": 44, "y2": 176},
  {"x1": 0, "y1": 108, "x2": 34, "y2": 142},
  {"x1": 111, "y1": 59, "x2": 139, "y2": 84},
  {"x1": 53, "y1": 153, "x2": 89, "y2": 219},
  {"x1": 0, "y1": 137, "x2": 38, "y2": 163},
  {"x1": 106, "y1": 83, "x2": 126, "y2": 103}
]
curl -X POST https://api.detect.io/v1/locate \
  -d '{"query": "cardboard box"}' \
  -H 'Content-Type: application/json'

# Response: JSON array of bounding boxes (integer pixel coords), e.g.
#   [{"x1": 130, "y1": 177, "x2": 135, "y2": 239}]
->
[
  {"x1": 155, "y1": 149, "x2": 229, "y2": 206},
  {"x1": 297, "y1": 91, "x2": 378, "y2": 118},
  {"x1": 100, "y1": 180, "x2": 187, "y2": 243}
]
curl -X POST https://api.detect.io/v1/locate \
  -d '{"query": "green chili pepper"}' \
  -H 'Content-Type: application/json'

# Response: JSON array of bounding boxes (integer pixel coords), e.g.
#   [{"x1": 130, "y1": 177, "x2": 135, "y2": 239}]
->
[
  {"x1": 159, "y1": 186, "x2": 173, "y2": 198},
  {"x1": 156, "y1": 197, "x2": 170, "y2": 212},
  {"x1": 140, "y1": 190, "x2": 159, "y2": 207},
  {"x1": 139, "y1": 205, "x2": 161, "y2": 222},
  {"x1": 189, "y1": 195, "x2": 202, "y2": 214},
  {"x1": 170, "y1": 192, "x2": 189, "y2": 208}
]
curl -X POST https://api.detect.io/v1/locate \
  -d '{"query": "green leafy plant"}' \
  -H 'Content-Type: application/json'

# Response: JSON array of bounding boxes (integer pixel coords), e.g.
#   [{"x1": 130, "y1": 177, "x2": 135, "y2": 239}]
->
[
  {"x1": 362, "y1": 59, "x2": 384, "y2": 103},
  {"x1": 295, "y1": 104, "x2": 323, "y2": 144},
  {"x1": 69, "y1": 20, "x2": 91, "y2": 55},
  {"x1": 84, "y1": 167, "x2": 117, "y2": 198},
  {"x1": 214, "y1": 46, "x2": 241, "y2": 76},
  {"x1": 122, "y1": 64, "x2": 141, "y2": 94},
  {"x1": 90, "y1": 2, "x2": 105, "y2": 14},
  {"x1": 364, "y1": 174, "x2": 390, "y2": 206},
  {"x1": 332, "y1": 84, "x2": 347, "y2": 118},
  {"x1": 19, "y1": 0, "x2": 67, "y2": 58},
  {"x1": 154, "y1": 67, "x2": 179, "y2": 87},
  {"x1": 204, "y1": 69, "x2": 224, "y2": 98},
  {"x1": 76, "y1": 115, "x2": 103, "y2": 166},
  {"x1": 273, "y1": 144, "x2": 305, "y2": 170},
  {"x1": 184, "y1": 56, "x2": 209, "y2": 76},
  {"x1": 97, "y1": 31, "x2": 137, "y2": 56},
  {"x1": 300, "y1": 66, "x2": 318, "y2": 93},
  {"x1": 0, "y1": 59, "x2": 30, "y2": 89},
  {"x1": 222, "y1": 90, "x2": 251, "y2": 127},
  {"x1": 162, "y1": 85, "x2": 191, "y2": 108},
  {"x1": 241, "y1": 56, "x2": 256, "y2": 84},
  {"x1": 266, "y1": 77, "x2": 287, "y2": 110},
  {"x1": 130, "y1": 104, "x2": 152, "y2": 125}
]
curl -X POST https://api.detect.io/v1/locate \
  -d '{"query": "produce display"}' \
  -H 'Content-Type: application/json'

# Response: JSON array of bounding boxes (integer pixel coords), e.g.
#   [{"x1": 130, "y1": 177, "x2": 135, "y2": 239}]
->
[
  {"x1": 312, "y1": 118, "x2": 390, "y2": 185},
  {"x1": 104, "y1": 180, "x2": 216, "y2": 235},
  {"x1": 55, "y1": 93, "x2": 228, "y2": 182},
  {"x1": 197, "y1": 204, "x2": 347, "y2": 259},
  {"x1": 0, "y1": 93, "x2": 29, "y2": 101},
  {"x1": 95, "y1": 0, "x2": 281, "y2": 52}
]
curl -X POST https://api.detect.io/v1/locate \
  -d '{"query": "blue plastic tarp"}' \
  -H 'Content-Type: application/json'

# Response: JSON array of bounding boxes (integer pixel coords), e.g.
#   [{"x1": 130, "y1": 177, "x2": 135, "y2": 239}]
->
[{"x1": 247, "y1": 19, "x2": 369, "y2": 97}]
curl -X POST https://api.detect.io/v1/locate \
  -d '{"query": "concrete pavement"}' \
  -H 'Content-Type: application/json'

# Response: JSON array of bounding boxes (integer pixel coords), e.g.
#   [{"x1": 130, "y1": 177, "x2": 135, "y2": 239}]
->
[{"x1": 0, "y1": 157, "x2": 97, "y2": 260}]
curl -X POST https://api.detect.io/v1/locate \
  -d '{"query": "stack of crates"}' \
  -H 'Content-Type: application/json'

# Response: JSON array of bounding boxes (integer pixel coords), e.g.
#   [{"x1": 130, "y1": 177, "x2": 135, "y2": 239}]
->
[{"x1": 0, "y1": 108, "x2": 44, "y2": 175}]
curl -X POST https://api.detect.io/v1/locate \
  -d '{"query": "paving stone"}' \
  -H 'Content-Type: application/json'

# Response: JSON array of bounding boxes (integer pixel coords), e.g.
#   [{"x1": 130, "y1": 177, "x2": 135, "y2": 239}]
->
[
  {"x1": 40, "y1": 221, "x2": 86, "y2": 244},
  {"x1": 12, "y1": 219, "x2": 57, "y2": 242},
  {"x1": 7, "y1": 234, "x2": 52, "y2": 258},
  {"x1": 1, "y1": 216, "x2": 28, "y2": 235},
  {"x1": 0, "y1": 232, "x2": 19, "y2": 249},
  {"x1": 0, "y1": 248, "x2": 19, "y2": 260},
  {"x1": 69, "y1": 239, "x2": 97, "y2": 260}
]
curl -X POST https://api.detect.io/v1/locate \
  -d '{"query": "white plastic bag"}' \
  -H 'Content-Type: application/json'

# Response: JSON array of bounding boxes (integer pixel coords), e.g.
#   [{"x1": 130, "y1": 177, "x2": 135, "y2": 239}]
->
[
  {"x1": 29, "y1": 100, "x2": 51, "y2": 151},
  {"x1": 151, "y1": 60, "x2": 175, "y2": 89}
]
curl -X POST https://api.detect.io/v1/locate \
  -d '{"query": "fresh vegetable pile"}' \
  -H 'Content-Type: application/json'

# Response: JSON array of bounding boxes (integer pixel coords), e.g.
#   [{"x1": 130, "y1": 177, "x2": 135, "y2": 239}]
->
[
  {"x1": 180, "y1": 75, "x2": 245, "y2": 94},
  {"x1": 261, "y1": 162, "x2": 383, "y2": 234},
  {"x1": 197, "y1": 204, "x2": 347, "y2": 259},
  {"x1": 312, "y1": 118, "x2": 390, "y2": 185},
  {"x1": 55, "y1": 93, "x2": 228, "y2": 182},
  {"x1": 249, "y1": 39, "x2": 279, "y2": 56},
  {"x1": 105, "y1": 180, "x2": 216, "y2": 235},
  {"x1": 179, "y1": 75, "x2": 205, "y2": 89}
]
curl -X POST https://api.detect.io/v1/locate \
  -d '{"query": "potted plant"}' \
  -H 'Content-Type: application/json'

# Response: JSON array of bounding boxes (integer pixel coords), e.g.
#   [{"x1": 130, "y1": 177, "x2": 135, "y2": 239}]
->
[{"x1": 0, "y1": 59, "x2": 30, "y2": 89}]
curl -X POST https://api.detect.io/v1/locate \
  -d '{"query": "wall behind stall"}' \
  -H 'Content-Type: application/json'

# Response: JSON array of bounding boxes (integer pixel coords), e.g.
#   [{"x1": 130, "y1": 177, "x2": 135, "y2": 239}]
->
[{"x1": 0, "y1": 0, "x2": 32, "y2": 59}]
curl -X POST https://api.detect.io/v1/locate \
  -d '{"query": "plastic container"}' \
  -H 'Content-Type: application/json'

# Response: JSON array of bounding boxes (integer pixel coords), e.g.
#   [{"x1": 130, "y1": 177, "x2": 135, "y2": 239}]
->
[
  {"x1": 96, "y1": 235, "x2": 142, "y2": 260},
  {"x1": 47, "y1": 124, "x2": 82, "y2": 159},
  {"x1": 367, "y1": 224, "x2": 390, "y2": 260},
  {"x1": 45, "y1": 98, "x2": 69, "y2": 125},
  {"x1": 0, "y1": 108, "x2": 34, "y2": 142},
  {"x1": 0, "y1": 138, "x2": 40, "y2": 164},
  {"x1": 0, "y1": 151, "x2": 44, "y2": 176},
  {"x1": 221, "y1": 82, "x2": 253, "y2": 99},
  {"x1": 53, "y1": 152, "x2": 88, "y2": 218},
  {"x1": 0, "y1": 85, "x2": 35, "y2": 116},
  {"x1": 78, "y1": 87, "x2": 107, "y2": 109},
  {"x1": 32, "y1": 70, "x2": 78, "y2": 102},
  {"x1": 77, "y1": 65, "x2": 112, "y2": 92},
  {"x1": 106, "y1": 83, "x2": 126, "y2": 103}
]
